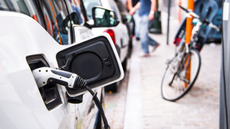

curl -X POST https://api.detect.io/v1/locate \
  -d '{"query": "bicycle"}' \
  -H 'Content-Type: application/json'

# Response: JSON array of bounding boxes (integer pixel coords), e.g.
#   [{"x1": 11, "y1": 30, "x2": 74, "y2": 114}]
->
[{"x1": 161, "y1": 5, "x2": 220, "y2": 101}]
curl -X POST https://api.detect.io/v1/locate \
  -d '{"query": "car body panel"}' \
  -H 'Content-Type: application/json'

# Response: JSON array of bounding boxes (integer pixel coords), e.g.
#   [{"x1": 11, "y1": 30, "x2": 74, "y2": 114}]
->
[
  {"x1": 0, "y1": 1, "x2": 102, "y2": 128},
  {"x1": 0, "y1": 11, "x2": 123, "y2": 129},
  {"x1": 0, "y1": 11, "x2": 70, "y2": 129}
]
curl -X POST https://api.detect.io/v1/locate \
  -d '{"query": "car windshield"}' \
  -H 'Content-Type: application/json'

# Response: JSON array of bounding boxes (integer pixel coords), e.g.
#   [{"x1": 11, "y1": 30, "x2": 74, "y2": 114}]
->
[{"x1": 0, "y1": 0, "x2": 84, "y2": 45}]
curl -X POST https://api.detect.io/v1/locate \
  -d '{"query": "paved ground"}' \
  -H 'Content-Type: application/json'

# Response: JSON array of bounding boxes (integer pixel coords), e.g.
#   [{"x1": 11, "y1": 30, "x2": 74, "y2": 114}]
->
[
  {"x1": 124, "y1": 39, "x2": 220, "y2": 129},
  {"x1": 104, "y1": 10, "x2": 221, "y2": 129},
  {"x1": 104, "y1": 40, "x2": 221, "y2": 129},
  {"x1": 104, "y1": 60, "x2": 130, "y2": 129}
]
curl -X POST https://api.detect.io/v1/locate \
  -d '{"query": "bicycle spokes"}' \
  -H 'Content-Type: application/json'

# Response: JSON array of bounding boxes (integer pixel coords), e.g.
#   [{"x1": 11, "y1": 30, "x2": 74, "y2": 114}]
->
[{"x1": 161, "y1": 49, "x2": 201, "y2": 101}]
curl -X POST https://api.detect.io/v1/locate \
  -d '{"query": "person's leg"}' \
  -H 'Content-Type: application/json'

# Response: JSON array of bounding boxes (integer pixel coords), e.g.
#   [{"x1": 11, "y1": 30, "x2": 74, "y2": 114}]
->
[
  {"x1": 147, "y1": 19, "x2": 158, "y2": 47},
  {"x1": 139, "y1": 15, "x2": 150, "y2": 54},
  {"x1": 139, "y1": 15, "x2": 159, "y2": 54},
  {"x1": 133, "y1": 10, "x2": 140, "y2": 38}
]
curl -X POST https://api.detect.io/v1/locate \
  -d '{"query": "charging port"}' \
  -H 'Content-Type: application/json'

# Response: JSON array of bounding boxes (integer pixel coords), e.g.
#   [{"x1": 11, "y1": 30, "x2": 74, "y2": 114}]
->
[{"x1": 26, "y1": 54, "x2": 62, "y2": 110}]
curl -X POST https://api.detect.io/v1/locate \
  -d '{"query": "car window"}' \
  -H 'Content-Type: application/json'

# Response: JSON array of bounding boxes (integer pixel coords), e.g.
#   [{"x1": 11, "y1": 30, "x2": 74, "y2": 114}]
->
[
  {"x1": 69, "y1": 0, "x2": 84, "y2": 24},
  {"x1": 0, "y1": 0, "x2": 84, "y2": 45},
  {"x1": 107, "y1": 0, "x2": 121, "y2": 21},
  {"x1": 42, "y1": 0, "x2": 86, "y2": 45},
  {"x1": 40, "y1": 0, "x2": 67, "y2": 45},
  {"x1": 82, "y1": 0, "x2": 101, "y2": 20},
  {"x1": 99, "y1": 0, "x2": 121, "y2": 21},
  {"x1": 0, "y1": 0, "x2": 29, "y2": 14},
  {"x1": 0, "y1": 0, "x2": 45, "y2": 27}
]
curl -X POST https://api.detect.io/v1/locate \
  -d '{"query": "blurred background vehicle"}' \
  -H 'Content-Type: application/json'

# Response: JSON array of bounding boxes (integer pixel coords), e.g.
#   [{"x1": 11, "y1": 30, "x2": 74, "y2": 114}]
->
[
  {"x1": 82, "y1": 0, "x2": 131, "y2": 92},
  {"x1": 0, "y1": 0, "x2": 121, "y2": 128},
  {"x1": 114, "y1": 0, "x2": 134, "y2": 53}
]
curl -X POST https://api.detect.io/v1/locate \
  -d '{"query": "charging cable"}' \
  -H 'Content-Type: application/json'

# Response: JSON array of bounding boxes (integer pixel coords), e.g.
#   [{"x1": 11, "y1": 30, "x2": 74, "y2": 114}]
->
[{"x1": 33, "y1": 67, "x2": 110, "y2": 129}]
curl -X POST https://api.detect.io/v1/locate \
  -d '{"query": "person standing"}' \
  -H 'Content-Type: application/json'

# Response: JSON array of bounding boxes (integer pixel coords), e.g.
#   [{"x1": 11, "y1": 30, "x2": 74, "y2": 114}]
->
[
  {"x1": 129, "y1": 0, "x2": 160, "y2": 57},
  {"x1": 127, "y1": 0, "x2": 140, "y2": 40}
]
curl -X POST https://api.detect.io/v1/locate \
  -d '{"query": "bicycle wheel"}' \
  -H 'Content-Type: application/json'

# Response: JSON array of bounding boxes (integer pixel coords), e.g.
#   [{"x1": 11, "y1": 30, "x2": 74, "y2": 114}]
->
[{"x1": 161, "y1": 49, "x2": 201, "y2": 101}]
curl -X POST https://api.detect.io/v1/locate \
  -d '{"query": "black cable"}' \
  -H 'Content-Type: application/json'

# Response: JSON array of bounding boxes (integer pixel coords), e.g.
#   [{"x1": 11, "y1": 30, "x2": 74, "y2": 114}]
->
[
  {"x1": 75, "y1": 77, "x2": 110, "y2": 129},
  {"x1": 85, "y1": 86, "x2": 110, "y2": 129}
]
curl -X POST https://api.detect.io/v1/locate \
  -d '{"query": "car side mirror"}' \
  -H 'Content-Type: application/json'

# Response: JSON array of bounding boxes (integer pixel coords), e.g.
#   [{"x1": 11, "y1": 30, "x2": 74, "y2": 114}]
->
[
  {"x1": 91, "y1": 7, "x2": 120, "y2": 27},
  {"x1": 61, "y1": 12, "x2": 80, "y2": 34},
  {"x1": 56, "y1": 33, "x2": 124, "y2": 96}
]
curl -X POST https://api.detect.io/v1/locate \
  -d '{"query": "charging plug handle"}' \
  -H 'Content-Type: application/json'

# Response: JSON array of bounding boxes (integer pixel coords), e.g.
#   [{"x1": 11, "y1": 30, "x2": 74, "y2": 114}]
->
[
  {"x1": 32, "y1": 67, "x2": 110, "y2": 129},
  {"x1": 32, "y1": 67, "x2": 86, "y2": 89}
]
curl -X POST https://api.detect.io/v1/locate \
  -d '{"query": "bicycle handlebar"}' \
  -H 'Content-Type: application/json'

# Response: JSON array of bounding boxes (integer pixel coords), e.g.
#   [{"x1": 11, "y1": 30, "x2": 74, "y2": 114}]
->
[
  {"x1": 179, "y1": 5, "x2": 221, "y2": 32},
  {"x1": 179, "y1": 5, "x2": 199, "y2": 18},
  {"x1": 179, "y1": 5, "x2": 189, "y2": 13},
  {"x1": 208, "y1": 23, "x2": 220, "y2": 32}
]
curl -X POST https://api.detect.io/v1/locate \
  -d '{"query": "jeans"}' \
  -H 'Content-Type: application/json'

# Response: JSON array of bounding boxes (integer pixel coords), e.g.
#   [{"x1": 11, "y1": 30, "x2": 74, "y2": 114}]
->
[
  {"x1": 139, "y1": 15, "x2": 158, "y2": 54},
  {"x1": 133, "y1": 10, "x2": 140, "y2": 38}
]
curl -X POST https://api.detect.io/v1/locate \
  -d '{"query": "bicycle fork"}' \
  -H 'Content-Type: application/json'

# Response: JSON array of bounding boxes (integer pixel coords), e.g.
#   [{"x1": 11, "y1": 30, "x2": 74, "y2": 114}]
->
[{"x1": 168, "y1": 52, "x2": 191, "y2": 87}]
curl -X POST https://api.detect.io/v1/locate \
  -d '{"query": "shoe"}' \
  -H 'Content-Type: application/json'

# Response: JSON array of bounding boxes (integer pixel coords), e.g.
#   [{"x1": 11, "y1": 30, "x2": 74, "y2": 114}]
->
[
  {"x1": 136, "y1": 37, "x2": 140, "y2": 41},
  {"x1": 139, "y1": 52, "x2": 150, "y2": 57},
  {"x1": 151, "y1": 43, "x2": 160, "y2": 53}
]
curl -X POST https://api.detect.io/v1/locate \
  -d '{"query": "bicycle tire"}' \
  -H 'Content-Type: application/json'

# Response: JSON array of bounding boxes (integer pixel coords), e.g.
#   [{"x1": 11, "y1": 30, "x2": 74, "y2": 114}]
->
[{"x1": 161, "y1": 49, "x2": 201, "y2": 101}]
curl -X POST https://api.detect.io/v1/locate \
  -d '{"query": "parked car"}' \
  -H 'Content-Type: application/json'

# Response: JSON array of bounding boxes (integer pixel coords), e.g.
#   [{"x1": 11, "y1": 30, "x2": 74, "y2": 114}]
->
[
  {"x1": 114, "y1": 0, "x2": 134, "y2": 51},
  {"x1": 82, "y1": 0, "x2": 131, "y2": 92},
  {"x1": 0, "y1": 0, "x2": 123, "y2": 128}
]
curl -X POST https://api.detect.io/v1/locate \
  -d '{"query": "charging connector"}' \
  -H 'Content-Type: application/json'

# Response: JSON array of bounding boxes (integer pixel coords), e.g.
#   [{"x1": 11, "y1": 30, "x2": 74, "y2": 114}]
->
[{"x1": 32, "y1": 67, "x2": 110, "y2": 129}]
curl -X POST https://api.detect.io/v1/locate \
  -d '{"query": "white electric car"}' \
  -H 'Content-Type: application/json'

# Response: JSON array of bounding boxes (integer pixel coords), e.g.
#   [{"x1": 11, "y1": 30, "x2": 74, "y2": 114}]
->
[{"x1": 0, "y1": 0, "x2": 123, "y2": 129}]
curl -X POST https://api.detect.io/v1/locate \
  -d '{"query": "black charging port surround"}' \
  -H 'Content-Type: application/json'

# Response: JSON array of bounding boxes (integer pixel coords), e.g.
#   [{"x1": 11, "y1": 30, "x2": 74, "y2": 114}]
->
[{"x1": 56, "y1": 35, "x2": 122, "y2": 95}]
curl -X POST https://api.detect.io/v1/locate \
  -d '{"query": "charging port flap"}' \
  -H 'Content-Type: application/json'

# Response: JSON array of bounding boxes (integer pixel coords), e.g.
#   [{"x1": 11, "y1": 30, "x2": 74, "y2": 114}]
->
[{"x1": 56, "y1": 34, "x2": 124, "y2": 95}]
